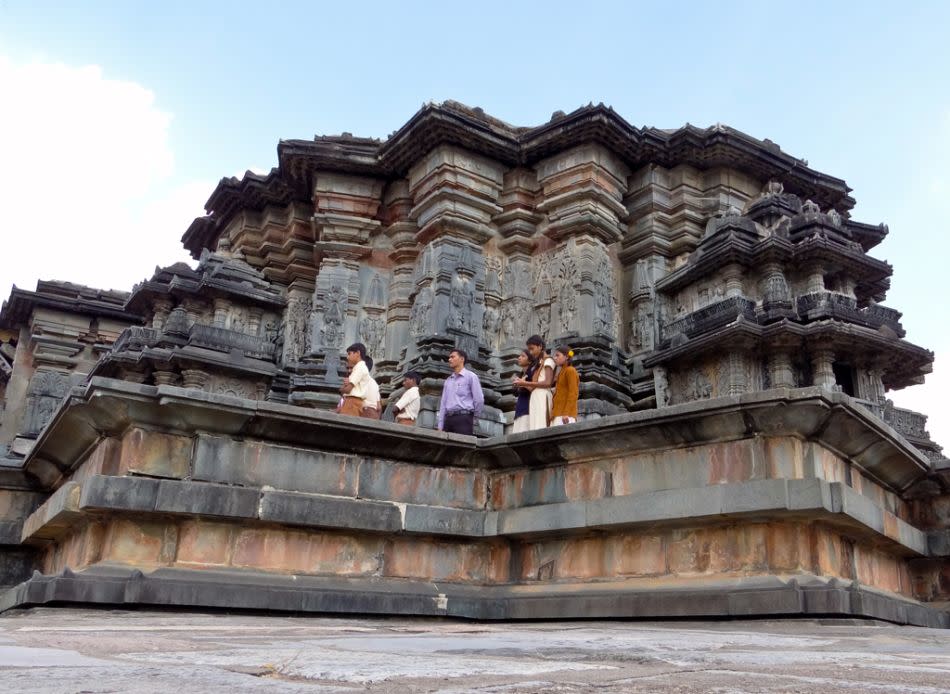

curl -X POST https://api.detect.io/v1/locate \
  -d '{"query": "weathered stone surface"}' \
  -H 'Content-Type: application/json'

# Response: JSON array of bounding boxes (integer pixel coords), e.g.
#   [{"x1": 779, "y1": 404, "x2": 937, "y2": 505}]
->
[
  {"x1": 192, "y1": 435, "x2": 360, "y2": 496},
  {"x1": 120, "y1": 428, "x2": 192, "y2": 479},
  {"x1": 259, "y1": 490, "x2": 400, "y2": 532}
]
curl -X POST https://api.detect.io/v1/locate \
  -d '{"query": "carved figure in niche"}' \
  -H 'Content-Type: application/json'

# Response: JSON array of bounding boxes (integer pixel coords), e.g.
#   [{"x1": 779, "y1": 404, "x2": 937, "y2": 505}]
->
[
  {"x1": 367, "y1": 273, "x2": 385, "y2": 306},
  {"x1": 410, "y1": 287, "x2": 432, "y2": 337},
  {"x1": 501, "y1": 303, "x2": 517, "y2": 344},
  {"x1": 230, "y1": 312, "x2": 246, "y2": 334},
  {"x1": 534, "y1": 303, "x2": 551, "y2": 338},
  {"x1": 592, "y1": 257, "x2": 616, "y2": 337},
  {"x1": 23, "y1": 371, "x2": 68, "y2": 435},
  {"x1": 359, "y1": 314, "x2": 384, "y2": 360},
  {"x1": 686, "y1": 369, "x2": 712, "y2": 400},
  {"x1": 448, "y1": 274, "x2": 474, "y2": 331},
  {"x1": 802, "y1": 199, "x2": 821, "y2": 215},
  {"x1": 557, "y1": 282, "x2": 575, "y2": 335},
  {"x1": 503, "y1": 262, "x2": 514, "y2": 294},
  {"x1": 284, "y1": 296, "x2": 310, "y2": 361},
  {"x1": 321, "y1": 284, "x2": 347, "y2": 348},
  {"x1": 628, "y1": 305, "x2": 653, "y2": 352},
  {"x1": 263, "y1": 321, "x2": 278, "y2": 344},
  {"x1": 593, "y1": 282, "x2": 611, "y2": 334},
  {"x1": 485, "y1": 258, "x2": 502, "y2": 296},
  {"x1": 482, "y1": 304, "x2": 501, "y2": 338},
  {"x1": 500, "y1": 297, "x2": 532, "y2": 344}
]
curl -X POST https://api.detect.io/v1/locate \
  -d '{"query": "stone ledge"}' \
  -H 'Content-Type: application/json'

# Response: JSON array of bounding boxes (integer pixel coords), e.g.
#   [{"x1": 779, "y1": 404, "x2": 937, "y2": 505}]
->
[
  {"x1": 20, "y1": 379, "x2": 932, "y2": 492},
  {"x1": 1, "y1": 565, "x2": 946, "y2": 628},
  {"x1": 17, "y1": 475, "x2": 931, "y2": 558},
  {"x1": 20, "y1": 482, "x2": 81, "y2": 544}
]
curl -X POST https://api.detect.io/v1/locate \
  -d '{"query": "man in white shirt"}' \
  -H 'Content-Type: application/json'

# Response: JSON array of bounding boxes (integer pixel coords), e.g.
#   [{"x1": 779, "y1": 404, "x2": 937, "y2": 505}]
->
[
  {"x1": 392, "y1": 371, "x2": 421, "y2": 426},
  {"x1": 340, "y1": 342, "x2": 369, "y2": 417}
]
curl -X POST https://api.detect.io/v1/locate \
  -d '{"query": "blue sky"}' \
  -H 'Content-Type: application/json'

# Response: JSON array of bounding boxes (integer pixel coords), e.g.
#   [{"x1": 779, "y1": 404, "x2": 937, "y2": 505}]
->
[{"x1": 1, "y1": 0, "x2": 948, "y2": 441}]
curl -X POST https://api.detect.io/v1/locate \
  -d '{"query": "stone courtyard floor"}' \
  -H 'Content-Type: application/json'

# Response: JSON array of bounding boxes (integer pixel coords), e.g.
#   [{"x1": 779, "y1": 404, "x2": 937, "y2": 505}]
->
[{"x1": 1, "y1": 608, "x2": 949, "y2": 693}]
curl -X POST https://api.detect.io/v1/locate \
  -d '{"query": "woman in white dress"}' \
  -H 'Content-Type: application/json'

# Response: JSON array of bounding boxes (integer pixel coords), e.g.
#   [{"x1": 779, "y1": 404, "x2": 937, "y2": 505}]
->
[{"x1": 513, "y1": 335, "x2": 555, "y2": 430}]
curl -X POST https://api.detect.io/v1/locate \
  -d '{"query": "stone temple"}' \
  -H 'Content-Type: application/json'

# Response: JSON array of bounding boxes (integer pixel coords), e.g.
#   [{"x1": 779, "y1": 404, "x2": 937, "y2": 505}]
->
[{"x1": 1, "y1": 101, "x2": 948, "y2": 626}]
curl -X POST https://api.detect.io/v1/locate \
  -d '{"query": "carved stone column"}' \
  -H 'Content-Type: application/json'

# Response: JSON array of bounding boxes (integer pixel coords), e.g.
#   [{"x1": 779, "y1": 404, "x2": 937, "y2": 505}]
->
[
  {"x1": 806, "y1": 264, "x2": 826, "y2": 294},
  {"x1": 811, "y1": 348, "x2": 836, "y2": 389},
  {"x1": 246, "y1": 308, "x2": 263, "y2": 336},
  {"x1": 760, "y1": 262, "x2": 792, "y2": 313},
  {"x1": 152, "y1": 368, "x2": 179, "y2": 387},
  {"x1": 769, "y1": 351, "x2": 795, "y2": 389},
  {"x1": 212, "y1": 298, "x2": 229, "y2": 328},
  {"x1": 727, "y1": 352, "x2": 748, "y2": 396},
  {"x1": 723, "y1": 263, "x2": 744, "y2": 299},
  {"x1": 382, "y1": 180, "x2": 420, "y2": 370},
  {"x1": 181, "y1": 369, "x2": 210, "y2": 389},
  {"x1": 152, "y1": 298, "x2": 173, "y2": 330}
]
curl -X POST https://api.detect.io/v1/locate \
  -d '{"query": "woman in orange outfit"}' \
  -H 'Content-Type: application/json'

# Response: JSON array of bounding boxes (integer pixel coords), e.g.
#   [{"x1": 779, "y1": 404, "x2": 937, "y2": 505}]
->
[{"x1": 550, "y1": 345, "x2": 579, "y2": 426}]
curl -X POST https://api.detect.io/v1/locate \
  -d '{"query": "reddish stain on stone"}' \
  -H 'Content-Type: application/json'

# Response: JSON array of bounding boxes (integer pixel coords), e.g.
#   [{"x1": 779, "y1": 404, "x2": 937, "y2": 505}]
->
[
  {"x1": 102, "y1": 519, "x2": 168, "y2": 565},
  {"x1": 766, "y1": 523, "x2": 811, "y2": 572},
  {"x1": 384, "y1": 538, "x2": 505, "y2": 583},
  {"x1": 564, "y1": 465, "x2": 606, "y2": 502},
  {"x1": 607, "y1": 534, "x2": 665, "y2": 576},
  {"x1": 176, "y1": 521, "x2": 231, "y2": 566}
]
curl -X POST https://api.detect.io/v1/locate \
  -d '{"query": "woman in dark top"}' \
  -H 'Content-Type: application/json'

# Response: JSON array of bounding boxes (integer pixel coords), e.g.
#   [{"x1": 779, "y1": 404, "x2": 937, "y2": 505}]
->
[{"x1": 511, "y1": 349, "x2": 535, "y2": 434}]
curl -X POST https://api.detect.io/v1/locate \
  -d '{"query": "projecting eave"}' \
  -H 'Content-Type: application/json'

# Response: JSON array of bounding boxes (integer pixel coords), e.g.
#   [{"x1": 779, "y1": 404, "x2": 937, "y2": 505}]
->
[
  {"x1": 378, "y1": 102, "x2": 522, "y2": 175},
  {"x1": 181, "y1": 169, "x2": 303, "y2": 258},
  {"x1": 847, "y1": 220, "x2": 889, "y2": 252},
  {"x1": 0, "y1": 283, "x2": 139, "y2": 329}
]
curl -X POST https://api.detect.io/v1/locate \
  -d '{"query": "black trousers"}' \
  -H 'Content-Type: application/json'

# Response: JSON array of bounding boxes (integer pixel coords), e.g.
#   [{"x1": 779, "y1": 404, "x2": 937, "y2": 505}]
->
[{"x1": 443, "y1": 412, "x2": 475, "y2": 436}]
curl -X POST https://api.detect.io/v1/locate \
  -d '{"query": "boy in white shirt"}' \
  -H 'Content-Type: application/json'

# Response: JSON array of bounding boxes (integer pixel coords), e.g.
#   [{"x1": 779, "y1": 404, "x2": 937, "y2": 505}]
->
[
  {"x1": 393, "y1": 371, "x2": 421, "y2": 426},
  {"x1": 361, "y1": 356, "x2": 381, "y2": 419},
  {"x1": 340, "y1": 343, "x2": 369, "y2": 417}
]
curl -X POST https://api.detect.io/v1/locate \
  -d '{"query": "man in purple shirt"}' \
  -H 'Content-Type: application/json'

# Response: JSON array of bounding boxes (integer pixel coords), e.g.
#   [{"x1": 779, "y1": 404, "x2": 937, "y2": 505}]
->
[{"x1": 437, "y1": 349, "x2": 484, "y2": 435}]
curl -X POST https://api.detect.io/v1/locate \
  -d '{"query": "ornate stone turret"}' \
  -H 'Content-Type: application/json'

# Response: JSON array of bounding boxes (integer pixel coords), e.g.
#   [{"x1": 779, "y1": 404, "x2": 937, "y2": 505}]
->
[
  {"x1": 642, "y1": 183, "x2": 930, "y2": 416},
  {"x1": 0, "y1": 282, "x2": 137, "y2": 461},
  {"x1": 90, "y1": 250, "x2": 285, "y2": 400}
]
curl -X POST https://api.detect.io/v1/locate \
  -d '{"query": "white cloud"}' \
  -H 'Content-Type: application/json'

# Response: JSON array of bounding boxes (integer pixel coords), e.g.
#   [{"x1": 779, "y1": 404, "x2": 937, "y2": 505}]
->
[{"x1": 0, "y1": 56, "x2": 206, "y2": 295}]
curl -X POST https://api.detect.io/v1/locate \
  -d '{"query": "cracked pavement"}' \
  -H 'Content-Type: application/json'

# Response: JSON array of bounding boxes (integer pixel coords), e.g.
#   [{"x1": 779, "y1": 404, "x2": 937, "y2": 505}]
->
[{"x1": 2, "y1": 608, "x2": 950, "y2": 692}]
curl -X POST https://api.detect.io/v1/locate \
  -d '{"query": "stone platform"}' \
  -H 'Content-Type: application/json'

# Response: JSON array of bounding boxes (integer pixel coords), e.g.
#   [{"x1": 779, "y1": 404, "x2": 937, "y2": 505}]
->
[
  {"x1": 0, "y1": 377, "x2": 948, "y2": 627},
  {"x1": 4, "y1": 607, "x2": 950, "y2": 693}
]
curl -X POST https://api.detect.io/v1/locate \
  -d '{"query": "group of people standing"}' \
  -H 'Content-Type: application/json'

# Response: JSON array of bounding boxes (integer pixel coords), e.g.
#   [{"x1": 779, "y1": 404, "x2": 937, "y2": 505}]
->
[
  {"x1": 511, "y1": 335, "x2": 579, "y2": 433},
  {"x1": 337, "y1": 335, "x2": 579, "y2": 437},
  {"x1": 339, "y1": 342, "x2": 421, "y2": 425}
]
